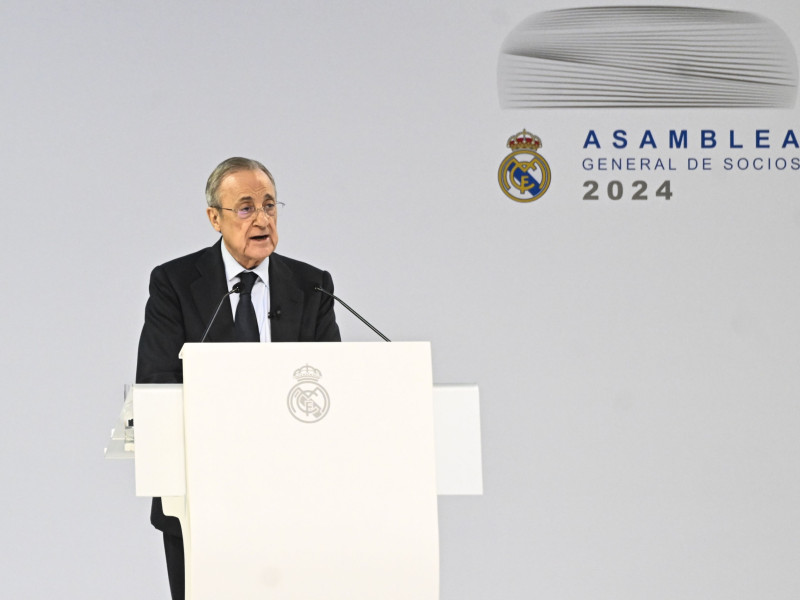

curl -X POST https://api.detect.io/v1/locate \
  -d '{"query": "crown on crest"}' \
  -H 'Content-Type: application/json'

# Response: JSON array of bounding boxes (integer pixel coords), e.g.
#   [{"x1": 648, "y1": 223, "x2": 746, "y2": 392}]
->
[
  {"x1": 507, "y1": 129, "x2": 542, "y2": 150},
  {"x1": 293, "y1": 364, "x2": 322, "y2": 381}
]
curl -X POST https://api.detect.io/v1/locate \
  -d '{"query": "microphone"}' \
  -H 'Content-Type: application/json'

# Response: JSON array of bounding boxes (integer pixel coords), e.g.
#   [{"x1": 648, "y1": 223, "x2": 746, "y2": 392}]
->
[
  {"x1": 314, "y1": 285, "x2": 390, "y2": 342},
  {"x1": 200, "y1": 283, "x2": 241, "y2": 342},
  {"x1": 268, "y1": 309, "x2": 281, "y2": 319}
]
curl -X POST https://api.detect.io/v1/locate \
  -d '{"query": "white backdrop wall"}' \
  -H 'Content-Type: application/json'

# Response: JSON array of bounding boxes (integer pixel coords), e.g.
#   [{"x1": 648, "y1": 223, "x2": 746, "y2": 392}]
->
[{"x1": 1, "y1": 0, "x2": 798, "y2": 598}]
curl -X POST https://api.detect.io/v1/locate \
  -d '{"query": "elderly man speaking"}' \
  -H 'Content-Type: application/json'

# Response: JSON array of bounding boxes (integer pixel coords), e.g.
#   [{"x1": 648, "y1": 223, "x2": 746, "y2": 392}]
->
[{"x1": 135, "y1": 157, "x2": 341, "y2": 600}]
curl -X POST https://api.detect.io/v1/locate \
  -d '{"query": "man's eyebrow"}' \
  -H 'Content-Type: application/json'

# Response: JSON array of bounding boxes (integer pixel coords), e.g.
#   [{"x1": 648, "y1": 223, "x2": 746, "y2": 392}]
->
[{"x1": 236, "y1": 192, "x2": 275, "y2": 203}]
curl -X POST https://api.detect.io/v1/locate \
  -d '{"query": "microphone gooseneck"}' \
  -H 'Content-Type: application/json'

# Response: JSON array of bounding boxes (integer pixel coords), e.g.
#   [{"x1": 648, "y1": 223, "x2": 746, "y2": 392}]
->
[
  {"x1": 314, "y1": 285, "x2": 390, "y2": 342},
  {"x1": 200, "y1": 283, "x2": 242, "y2": 343}
]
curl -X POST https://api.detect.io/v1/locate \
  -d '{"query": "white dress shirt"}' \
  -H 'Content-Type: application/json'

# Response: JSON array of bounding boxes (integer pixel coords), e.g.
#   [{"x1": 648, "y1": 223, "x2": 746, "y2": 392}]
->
[{"x1": 220, "y1": 242, "x2": 272, "y2": 342}]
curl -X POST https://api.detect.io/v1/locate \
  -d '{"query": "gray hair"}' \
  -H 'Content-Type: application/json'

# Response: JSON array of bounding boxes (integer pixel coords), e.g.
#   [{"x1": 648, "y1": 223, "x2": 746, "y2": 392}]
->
[{"x1": 205, "y1": 157, "x2": 276, "y2": 208}]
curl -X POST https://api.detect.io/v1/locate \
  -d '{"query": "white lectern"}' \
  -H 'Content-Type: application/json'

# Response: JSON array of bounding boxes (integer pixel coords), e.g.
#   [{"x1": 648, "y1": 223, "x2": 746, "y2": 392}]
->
[{"x1": 134, "y1": 341, "x2": 442, "y2": 600}]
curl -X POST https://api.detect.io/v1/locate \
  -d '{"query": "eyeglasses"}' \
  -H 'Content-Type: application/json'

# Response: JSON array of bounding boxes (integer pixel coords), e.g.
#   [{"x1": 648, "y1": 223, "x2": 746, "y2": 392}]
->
[{"x1": 218, "y1": 202, "x2": 285, "y2": 220}]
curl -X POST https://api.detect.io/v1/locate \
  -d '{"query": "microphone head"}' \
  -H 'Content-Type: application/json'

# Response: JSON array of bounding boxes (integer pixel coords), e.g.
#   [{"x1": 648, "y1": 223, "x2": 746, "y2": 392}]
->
[{"x1": 232, "y1": 283, "x2": 242, "y2": 294}]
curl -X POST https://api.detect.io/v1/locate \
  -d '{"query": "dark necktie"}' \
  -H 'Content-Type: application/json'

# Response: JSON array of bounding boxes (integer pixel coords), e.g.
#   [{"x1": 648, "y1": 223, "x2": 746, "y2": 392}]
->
[{"x1": 234, "y1": 271, "x2": 260, "y2": 342}]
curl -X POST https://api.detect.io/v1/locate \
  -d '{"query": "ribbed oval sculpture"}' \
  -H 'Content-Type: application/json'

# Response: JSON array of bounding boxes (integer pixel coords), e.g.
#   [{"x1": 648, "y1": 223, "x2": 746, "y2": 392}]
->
[{"x1": 498, "y1": 6, "x2": 798, "y2": 108}]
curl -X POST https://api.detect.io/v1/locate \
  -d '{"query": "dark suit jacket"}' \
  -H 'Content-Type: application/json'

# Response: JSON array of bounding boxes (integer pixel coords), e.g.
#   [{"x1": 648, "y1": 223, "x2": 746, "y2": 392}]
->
[{"x1": 136, "y1": 239, "x2": 340, "y2": 534}]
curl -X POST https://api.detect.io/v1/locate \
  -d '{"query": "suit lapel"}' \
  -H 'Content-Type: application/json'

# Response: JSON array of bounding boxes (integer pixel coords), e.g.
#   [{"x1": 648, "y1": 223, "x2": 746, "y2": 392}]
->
[
  {"x1": 269, "y1": 253, "x2": 304, "y2": 342},
  {"x1": 191, "y1": 239, "x2": 237, "y2": 342}
]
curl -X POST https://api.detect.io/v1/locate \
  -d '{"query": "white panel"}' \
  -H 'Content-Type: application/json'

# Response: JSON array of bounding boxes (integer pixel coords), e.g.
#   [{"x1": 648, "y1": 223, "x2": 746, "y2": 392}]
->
[
  {"x1": 180, "y1": 342, "x2": 439, "y2": 600},
  {"x1": 433, "y1": 385, "x2": 483, "y2": 495},
  {"x1": 132, "y1": 384, "x2": 185, "y2": 498}
]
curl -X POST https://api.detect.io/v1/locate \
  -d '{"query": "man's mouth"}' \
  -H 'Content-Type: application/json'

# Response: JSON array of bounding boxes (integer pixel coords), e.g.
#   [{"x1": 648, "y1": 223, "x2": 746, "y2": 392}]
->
[{"x1": 250, "y1": 235, "x2": 269, "y2": 241}]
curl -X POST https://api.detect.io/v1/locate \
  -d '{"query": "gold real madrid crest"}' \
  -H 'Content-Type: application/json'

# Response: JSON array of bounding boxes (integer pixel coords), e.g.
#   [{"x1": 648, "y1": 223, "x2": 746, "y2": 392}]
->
[{"x1": 498, "y1": 129, "x2": 551, "y2": 202}]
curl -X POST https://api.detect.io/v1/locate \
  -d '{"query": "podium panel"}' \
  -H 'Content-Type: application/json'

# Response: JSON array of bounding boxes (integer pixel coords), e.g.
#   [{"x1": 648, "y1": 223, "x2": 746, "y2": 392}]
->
[
  {"x1": 121, "y1": 384, "x2": 483, "y2": 496},
  {"x1": 132, "y1": 384, "x2": 184, "y2": 497},
  {"x1": 180, "y1": 342, "x2": 439, "y2": 600}
]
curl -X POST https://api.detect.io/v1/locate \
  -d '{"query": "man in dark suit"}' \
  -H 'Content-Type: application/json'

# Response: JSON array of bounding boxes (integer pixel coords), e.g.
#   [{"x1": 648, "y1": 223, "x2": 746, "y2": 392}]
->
[{"x1": 136, "y1": 157, "x2": 340, "y2": 600}]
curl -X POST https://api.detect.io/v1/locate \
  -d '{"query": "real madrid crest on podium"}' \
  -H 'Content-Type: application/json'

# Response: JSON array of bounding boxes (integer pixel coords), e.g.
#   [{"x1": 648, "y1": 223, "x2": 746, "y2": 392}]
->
[
  {"x1": 287, "y1": 364, "x2": 330, "y2": 423},
  {"x1": 498, "y1": 129, "x2": 552, "y2": 202}
]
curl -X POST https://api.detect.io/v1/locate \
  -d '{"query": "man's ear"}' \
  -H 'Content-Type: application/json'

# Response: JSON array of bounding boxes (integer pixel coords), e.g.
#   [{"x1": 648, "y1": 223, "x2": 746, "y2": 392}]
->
[{"x1": 207, "y1": 207, "x2": 222, "y2": 232}]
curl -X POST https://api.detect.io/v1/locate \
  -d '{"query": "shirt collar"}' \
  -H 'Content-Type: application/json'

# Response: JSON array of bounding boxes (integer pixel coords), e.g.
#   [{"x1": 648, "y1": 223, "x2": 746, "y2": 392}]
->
[{"x1": 219, "y1": 241, "x2": 270, "y2": 288}]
